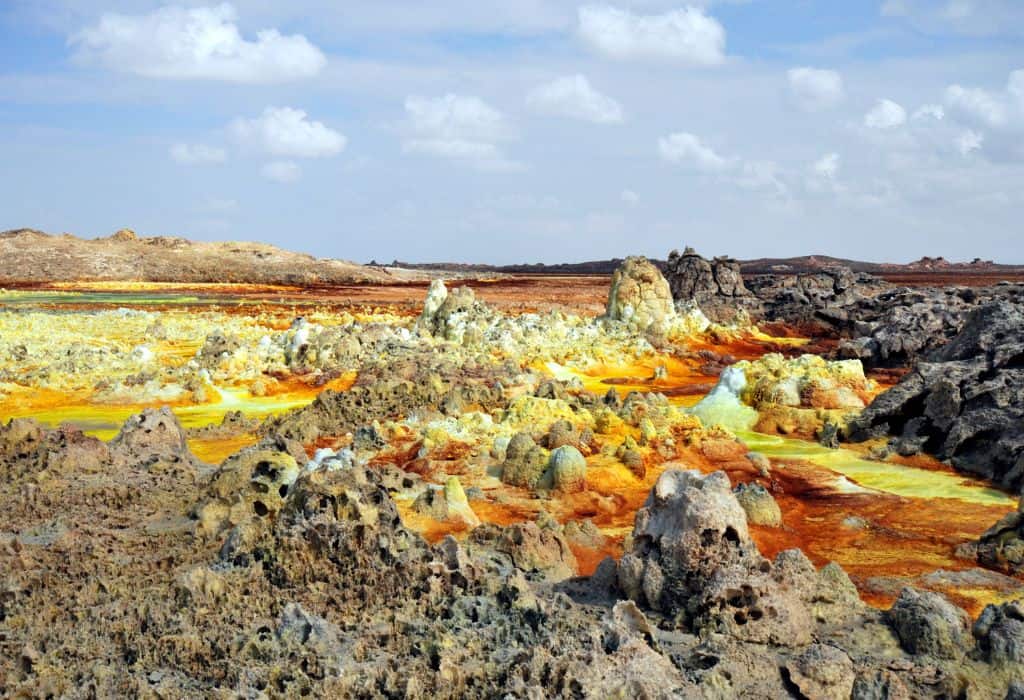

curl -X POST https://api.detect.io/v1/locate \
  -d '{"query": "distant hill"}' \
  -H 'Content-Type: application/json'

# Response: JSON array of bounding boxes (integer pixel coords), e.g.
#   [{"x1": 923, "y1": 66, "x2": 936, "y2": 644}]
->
[{"x1": 0, "y1": 229, "x2": 406, "y2": 286}]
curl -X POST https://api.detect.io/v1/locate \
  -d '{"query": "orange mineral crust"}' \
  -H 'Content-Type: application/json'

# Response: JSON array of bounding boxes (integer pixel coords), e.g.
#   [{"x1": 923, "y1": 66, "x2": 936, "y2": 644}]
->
[{"x1": 2, "y1": 277, "x2": 1021, "y2": 621}]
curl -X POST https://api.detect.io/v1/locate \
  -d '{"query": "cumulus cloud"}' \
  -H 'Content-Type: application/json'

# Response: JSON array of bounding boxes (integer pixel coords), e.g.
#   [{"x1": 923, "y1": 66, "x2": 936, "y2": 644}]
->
[
  {"x1": 787, "y1": 67, "x2": 844, "y2": 111},
  {"x1": 659, "y1": 130, "x2": 792, "y2": 197},
  {"x1": 526, "y1": 75, "x2": 624, "y2": 124},
  {"x1": 937, "y1": 71, "x2": 1024, "y2": 161},
  {"x1": 881, "y1": 0, "x2": 1024, "y2": 37},
  {"x1": 169, "y1": 142, "x2": 226, "y2": 165},
  {"x1": 260, "y1": 161, "x2": 301, "y2": 183},
  {"x1": 621, "y1": 189, "x2": 639, "y2": 205},
  {"x1": 864, "y1": 99, "x2": 907, "y2": 129},
  {"x1": 403, "y1": 94, "x2": 521, "y2": 171},
  {"x1": 913, "y1": 104, "x2": 945, "y2": 121},
  {"x1": 1010, "y1": 70, "x2": 1024, "y2": 109},
  {"x1": 813, "y1": 152, "x2": 840, "y2": 179},
  {"x1": 658, "y1": 132, "x2": 731, "y2": 171},
  {"x1": 578, "y1": 5, "x2": 726, "y2": 65},
  {"x1": 229, "y1": 107, "x2": 346, "y2": 159},
  {"x1": 955, "y1": 129, "x2": 984, "y2": 156},
  {"x1": 945, "y1": 84, "x2": 1009, "y2": 128},
  {"x1": 735, "y1": 160, "x2": 787, "y2": 195},
  {"x1": 71, "y1": 3, "x2": 326, "y2": 83}
]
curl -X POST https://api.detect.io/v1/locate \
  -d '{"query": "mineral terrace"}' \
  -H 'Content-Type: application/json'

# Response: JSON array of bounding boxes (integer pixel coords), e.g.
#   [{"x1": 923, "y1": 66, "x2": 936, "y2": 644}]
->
[{"x1": 2, "y1": 235, "x2": 1024, "y2": 698}]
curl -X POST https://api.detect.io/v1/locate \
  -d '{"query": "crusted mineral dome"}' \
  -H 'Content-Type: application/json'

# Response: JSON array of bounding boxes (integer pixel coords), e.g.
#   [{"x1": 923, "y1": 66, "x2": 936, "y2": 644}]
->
[
  {"x1": 689, "y1": 366, "x2": 758, "y2": 432},
  {"x1": 605, "y1": 256, "x2": 675, "y2": 330}
]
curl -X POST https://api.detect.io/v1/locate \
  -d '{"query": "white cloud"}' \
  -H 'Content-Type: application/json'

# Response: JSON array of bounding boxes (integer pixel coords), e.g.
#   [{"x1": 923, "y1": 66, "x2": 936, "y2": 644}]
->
[
  {"x1": 621, "y1": 189, "x2": 639, "y2": 205},
  {"x1": 71, "y1": 3, "x2": 326, "y2": 83},
  {"x1": 945, "y1": 84, "x2": 1009, "y2": 128},
  {"x1": 735, "y1": 160, "x2": 787, "y2": 195},
  {"x1": 403, "y1": 94, "x2": 520, "y2": 171},
  {"x1": 813, "y1": 152, "x2": 840, "y2": 179},
  {"x1": 229, "y1": 107, "x2": 346, "y2": 159},
  {"x1": 170, "y1": 142, "x2": 226, "y2": 165},
  {"x1": 955, "y1": 129, "x2": 984, "y2": 156},
  {"x1": 658, "y1": 132, "x2": 731, "y2": 171},
  {"x1": 912, "y1": 104, "x2": 945, "y2": 121},
  {"x1": 787, "y1": 67, "x2": 844, "y2": 111},
  {"x1": 864, "y1": 99, "x2": 907, "y2": 129},
  {"x1": 260, "y1": 160, "x2": 301, "y2": 183},
  {"x1": 880, "y1": 0, "x2": 908, "y2": 15},
  {"x1": 1009, "y1": 70, "x2": 1024, "y2": 110},
  {"x1": 881, "y1": 0, "x2": 1024, "y2": 36},
  {"x1": 578, "y1": 5, "x2": 726, "y2": 65},
  {"x1": 526, "y1": 74, "x2": 624, "y2": 124}
]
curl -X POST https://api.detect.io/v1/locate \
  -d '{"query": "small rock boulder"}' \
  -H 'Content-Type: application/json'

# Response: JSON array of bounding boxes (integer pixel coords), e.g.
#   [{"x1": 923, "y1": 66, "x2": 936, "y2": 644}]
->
[
  {"x1": 500, "y1": 432, "x2": 550, "y2": 489},
  {"x1": 973, "y1": 600, "x2": 1024, "y2": 665},
  {"x1": 734, "y1": 482, "x2": 783, "y2": 527},
  {"x1": 110, "y1": 407, "x2": 192, "y2": 465},
  {"x1": 783, "y1": 644, "x2": 855, "y2": 700},
  {"x1": 885, "y1": 587, "x2": 970, "y2": 659}
]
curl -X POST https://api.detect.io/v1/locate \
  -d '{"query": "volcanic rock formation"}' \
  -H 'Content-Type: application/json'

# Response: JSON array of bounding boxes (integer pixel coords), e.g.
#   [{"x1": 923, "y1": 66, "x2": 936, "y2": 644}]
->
[
  {"x1": 848, "y1": 300, "x2": 1024, "y2": 491},
  {"x1": 663, "y1": 247, "x2": 758, "y2": 322}
]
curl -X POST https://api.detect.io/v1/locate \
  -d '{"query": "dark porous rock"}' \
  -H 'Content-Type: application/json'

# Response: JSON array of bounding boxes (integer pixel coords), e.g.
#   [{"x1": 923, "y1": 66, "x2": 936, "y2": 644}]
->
[
  {"x1": 885, "y1": 587, "x2": 971, "y2": 660},
  {"x1": 848, "y1": 301, "x2": 1024, "y2": 491},
  {"x1": 973, "y1": 600, "x2": 1024, "y2": 666},
  {"x1": 745, "y1": 265, "x2": 885, "y2": 331},
  {"x1": 664, "y1": 247, "x2": 761, "y2": 322},
  {"x1": 851, "y1": 669, "x2": 912, "y2": 700},
  {"x1": 837, "y1": 286, "x2": 980, "y2": 369},
  {"x1": 977, "y1": 500, "x2": 1024, "y2": 575}
]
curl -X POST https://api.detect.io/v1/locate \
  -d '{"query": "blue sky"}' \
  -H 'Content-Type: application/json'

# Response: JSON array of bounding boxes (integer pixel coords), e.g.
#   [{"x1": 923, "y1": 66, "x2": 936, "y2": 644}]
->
[{"x1": 1, "y1": 1, "x2": 1023, "y2": 264}]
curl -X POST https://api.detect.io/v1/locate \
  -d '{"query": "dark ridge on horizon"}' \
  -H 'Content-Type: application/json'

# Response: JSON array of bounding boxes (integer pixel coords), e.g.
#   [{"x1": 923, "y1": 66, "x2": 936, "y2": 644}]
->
[{"x1": 376, "y1": 253, "x2": 1021, "y2": 277}]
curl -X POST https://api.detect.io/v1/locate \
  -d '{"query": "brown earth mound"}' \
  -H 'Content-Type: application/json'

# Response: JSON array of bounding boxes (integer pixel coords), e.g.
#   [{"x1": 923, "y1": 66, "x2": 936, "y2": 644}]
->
[{"x1": 0, "y1": 229, "x2": 402, "y2": 286}]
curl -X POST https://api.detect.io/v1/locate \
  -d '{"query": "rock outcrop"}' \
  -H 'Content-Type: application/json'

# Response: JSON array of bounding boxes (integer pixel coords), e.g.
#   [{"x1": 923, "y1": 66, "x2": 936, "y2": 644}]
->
[
  {"x1": 664, "y1": 247, "x2": 758, "y2": 322},
  {"x1": 848, "y1": 301, "x2": 1024, "y2": 490},
  {"x1": 885, "y1": 587, "x2": 971, "y2": 659},
  {"x1": 973, "y1": 600, "x2": 1024, "y2": 666},
  {"x1": 616, "y1": 470, "x2": 859, "y2": 645},
  {"x1": 745, "y1": 265, "x2": 886, "y2": 330}
]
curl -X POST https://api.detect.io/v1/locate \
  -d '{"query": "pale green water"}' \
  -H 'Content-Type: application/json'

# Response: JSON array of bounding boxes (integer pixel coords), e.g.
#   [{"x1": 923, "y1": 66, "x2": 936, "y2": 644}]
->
[
  {"x1": 0, "y1": 290, "x2": 206, "y2": 306},
  {"x1": 740, "y1": 431, "x2": 1015, "y2": 507}
]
